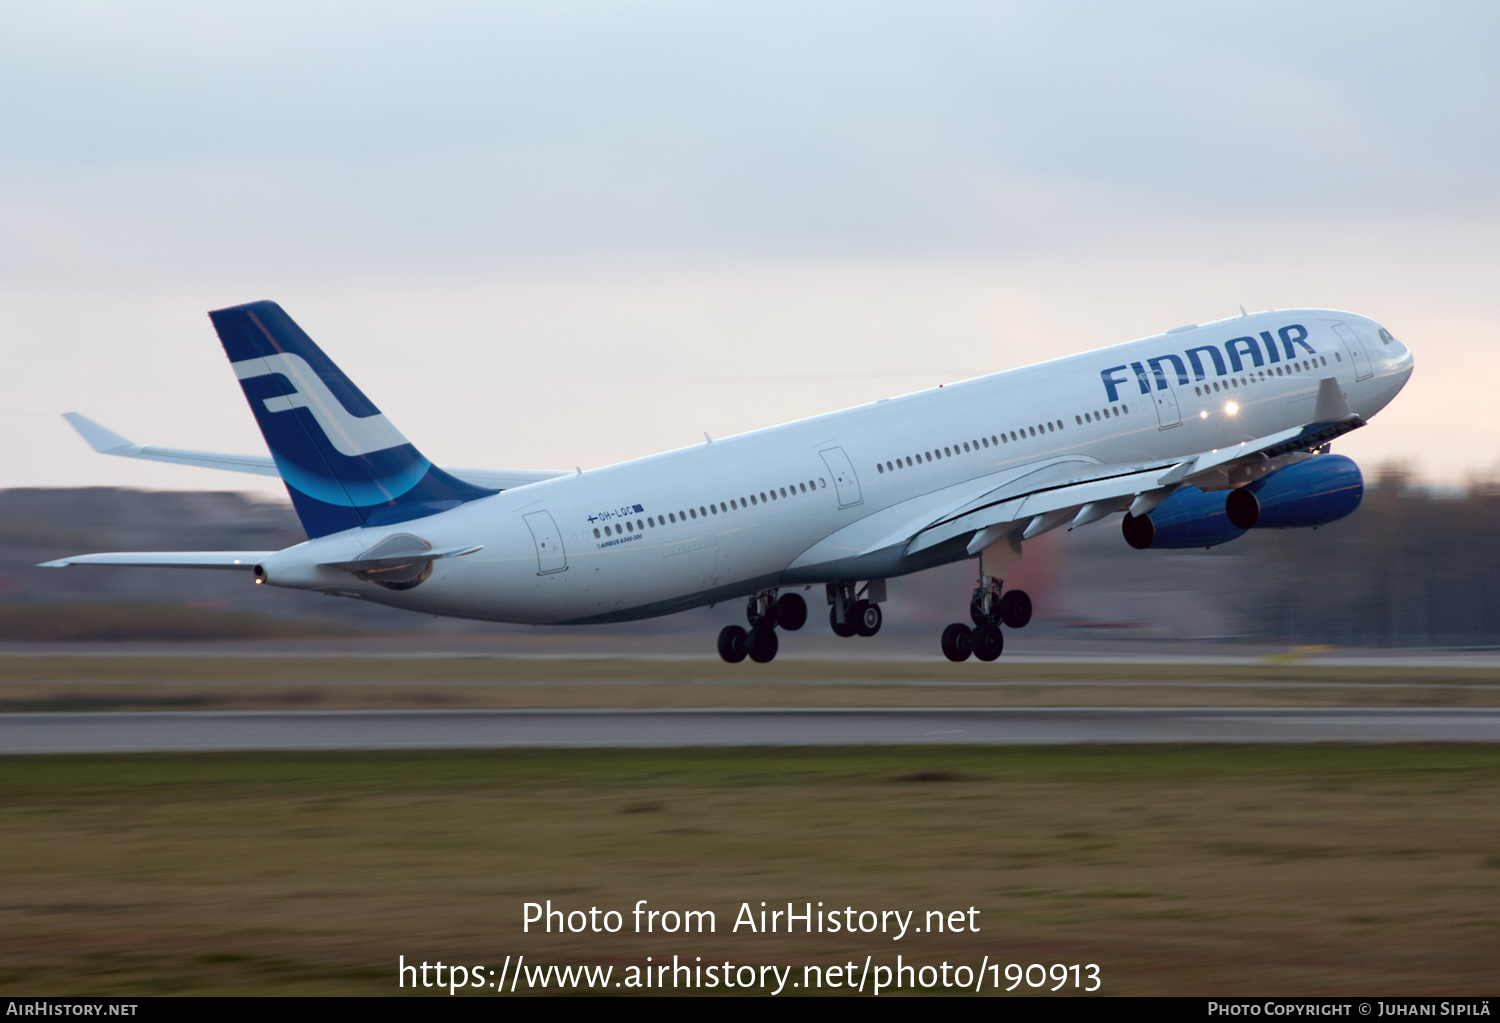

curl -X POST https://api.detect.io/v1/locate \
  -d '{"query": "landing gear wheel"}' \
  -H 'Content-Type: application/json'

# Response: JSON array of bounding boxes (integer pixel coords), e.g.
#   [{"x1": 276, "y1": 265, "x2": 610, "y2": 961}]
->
[
  {"x1": 717, "y1": 625, "x2": 748, "y2": 664},
  {"x1": 941, "y1": 623, "x2": 974, "y2": 662},
  {"x1": 747, "y1": 624, "x2": 779, "y2": 663},
  {"x1": 775, "y1": 593, "x2": 807, "y2": 631},
  {"x1": 998, "y1": 590, "x2": 1032, "y2": 629},
  {"x1": 830, "y1": 606, "x2": 856, "y2": 638},
  {"x1": 854, "y1": 600, "x2": 882, "y2": 637},
  {"x1": 971, "y1": 622, "x2": 1004, "y2": 661}
]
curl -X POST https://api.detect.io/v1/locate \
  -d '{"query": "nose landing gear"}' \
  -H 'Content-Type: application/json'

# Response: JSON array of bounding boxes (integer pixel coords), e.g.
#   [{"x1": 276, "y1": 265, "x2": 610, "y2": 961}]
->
[
  {"x1": 717, "y1": 589, "x2": 809, "y2": 663},
  {"x1": 943, "y1": 574, "x2": 1030, "y2": 662}
]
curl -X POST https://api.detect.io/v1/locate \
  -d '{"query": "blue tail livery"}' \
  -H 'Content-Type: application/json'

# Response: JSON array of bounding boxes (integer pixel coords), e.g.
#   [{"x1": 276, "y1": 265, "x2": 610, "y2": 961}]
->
[{"x1": 208, "y1": 300, "x2": 495, "y2": 537}]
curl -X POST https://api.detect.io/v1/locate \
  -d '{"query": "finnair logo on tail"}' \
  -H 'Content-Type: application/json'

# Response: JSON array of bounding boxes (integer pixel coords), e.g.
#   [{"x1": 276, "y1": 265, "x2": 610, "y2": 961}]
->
[{"x1": 232, "y1": 353, "x2": 409, "y2": 457}]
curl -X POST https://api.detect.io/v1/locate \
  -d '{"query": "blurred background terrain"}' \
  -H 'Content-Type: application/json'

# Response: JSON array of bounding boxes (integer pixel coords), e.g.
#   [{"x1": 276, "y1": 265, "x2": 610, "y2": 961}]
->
[{"x1": 4, "y1": 465, "x2": 1494, "y2": 648}]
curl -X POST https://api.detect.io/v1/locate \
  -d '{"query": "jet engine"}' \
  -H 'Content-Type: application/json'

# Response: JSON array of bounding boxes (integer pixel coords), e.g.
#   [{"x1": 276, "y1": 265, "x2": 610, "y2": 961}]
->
[
  {"x1": 1123, "y1": 454, "x2": 1364, "y2": 549},
  {"x1": 1121, "y1": 486, "x2": 1245, "y2": 550},
  {"x1": 1224, "y1": 454, "x2": 1364, "y2": 530}
]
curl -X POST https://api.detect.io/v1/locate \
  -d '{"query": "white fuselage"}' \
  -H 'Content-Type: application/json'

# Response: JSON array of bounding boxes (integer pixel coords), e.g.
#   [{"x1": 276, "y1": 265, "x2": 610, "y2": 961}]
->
[{"x1": 257, "y1": 310, "x2": 1414, "y2": 624}]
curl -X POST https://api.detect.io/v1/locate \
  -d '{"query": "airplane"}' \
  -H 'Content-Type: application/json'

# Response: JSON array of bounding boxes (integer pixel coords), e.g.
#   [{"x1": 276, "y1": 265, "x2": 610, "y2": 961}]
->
[{"x1": 43, "y1": 301, "x2": 1413, "y2": 662}]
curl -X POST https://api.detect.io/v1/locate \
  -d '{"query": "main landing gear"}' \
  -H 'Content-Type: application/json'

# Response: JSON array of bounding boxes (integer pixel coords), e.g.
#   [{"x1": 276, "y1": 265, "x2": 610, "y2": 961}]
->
[
  {"x1": 717, "y1": 589, "x2": 807, "y2": 664},
  {"x1": 941, "y1": 575, "x2": 1030, "y2": 662},
  {"x1": 827, "y1": 580, "x2": 884, "y2": 639}
]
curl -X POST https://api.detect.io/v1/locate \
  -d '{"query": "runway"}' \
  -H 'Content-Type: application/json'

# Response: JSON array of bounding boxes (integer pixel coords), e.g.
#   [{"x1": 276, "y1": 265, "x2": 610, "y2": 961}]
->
[{"x1": 2, "y1": 707, "x2": 1500, "y2": 753}]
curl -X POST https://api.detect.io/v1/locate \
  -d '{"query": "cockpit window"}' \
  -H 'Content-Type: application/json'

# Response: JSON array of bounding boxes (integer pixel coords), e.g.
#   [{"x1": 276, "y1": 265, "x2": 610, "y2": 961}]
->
[{"x1": 1378, "y1": 327, "x2": 1397, "y2": 346}]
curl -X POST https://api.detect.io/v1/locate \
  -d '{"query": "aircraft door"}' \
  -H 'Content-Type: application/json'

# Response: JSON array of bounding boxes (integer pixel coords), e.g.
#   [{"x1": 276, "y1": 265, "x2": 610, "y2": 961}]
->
[
  {"x1": 1332, "y1": 323, "x2": 1373, "y2": 381},
  {"x1": 1151, "y1": 379, "x2": 1182, "y2": 429},
  {"x1": 522, "y1": 511, "x2": 568, "y2": 575},
  {"x1": 819, "y1": 447, "x2": 863, "y2": 508}
]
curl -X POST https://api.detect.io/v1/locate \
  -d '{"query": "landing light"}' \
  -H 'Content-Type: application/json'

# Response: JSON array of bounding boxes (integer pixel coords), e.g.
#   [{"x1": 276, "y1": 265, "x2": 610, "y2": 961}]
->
[
  {"x1": 1199, "y1": 410, "x2": 1208, "y2": 419},
  {"x1": 1225, "y1": 402, "x2": 1239, "y2": 415}
]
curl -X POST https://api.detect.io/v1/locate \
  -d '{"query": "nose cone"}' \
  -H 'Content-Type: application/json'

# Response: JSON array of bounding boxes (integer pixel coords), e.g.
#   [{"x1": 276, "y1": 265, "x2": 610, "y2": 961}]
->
[
  {"x1": 1382, "y1": 330, "x2": 1415, "y2": 391},
  {"x1": 1358, "y1": 324, "x2": 1414, "y2": 416}
]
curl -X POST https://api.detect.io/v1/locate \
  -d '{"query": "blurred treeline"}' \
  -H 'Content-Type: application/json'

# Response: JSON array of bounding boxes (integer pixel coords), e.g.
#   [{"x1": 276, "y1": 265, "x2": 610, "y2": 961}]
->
[
  {"x1": 0, "y1": 476, "x2": 1496, "y2": 647},
  {"x1": 1228, "y1": 464, "x2": 1500, "y2": 647}
]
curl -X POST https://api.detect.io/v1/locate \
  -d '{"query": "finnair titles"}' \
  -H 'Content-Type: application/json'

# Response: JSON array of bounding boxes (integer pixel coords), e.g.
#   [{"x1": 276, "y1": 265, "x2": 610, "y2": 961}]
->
[{"x1": 47, "y1": 301, "x2": 1412, "y2": 662}]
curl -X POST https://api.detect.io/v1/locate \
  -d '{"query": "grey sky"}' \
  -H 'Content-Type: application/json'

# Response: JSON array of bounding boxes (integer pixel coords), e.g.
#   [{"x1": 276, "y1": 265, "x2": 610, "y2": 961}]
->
[{"x1": 2, "y1": 1, "x2": 1496, "y2": 493}]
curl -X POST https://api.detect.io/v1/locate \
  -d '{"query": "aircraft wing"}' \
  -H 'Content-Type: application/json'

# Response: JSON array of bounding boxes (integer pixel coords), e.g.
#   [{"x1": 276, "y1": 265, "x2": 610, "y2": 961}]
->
[
  {"x1": 63, "y1": 413, "x2": 570, "y2": 491},
  {"x1": 905, "y1": 378, "x2": 1364, "y2": 558}
]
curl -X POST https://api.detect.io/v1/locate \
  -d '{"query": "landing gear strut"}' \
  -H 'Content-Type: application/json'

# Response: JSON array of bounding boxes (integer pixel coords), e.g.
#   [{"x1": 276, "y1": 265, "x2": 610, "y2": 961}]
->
[
  {"x1": 827, "y1": 581, "x2": 884, "y2": 638},
  {"x1": 943, "y1": 571, "x2": 1030, "y2": 663},
  {"x1": 717, "y1": 589, "x2": 808, "y2": 663}
]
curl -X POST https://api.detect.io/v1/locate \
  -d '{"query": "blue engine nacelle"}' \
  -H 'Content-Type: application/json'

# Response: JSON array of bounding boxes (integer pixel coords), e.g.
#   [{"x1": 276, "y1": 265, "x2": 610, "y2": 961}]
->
[
  {"x1": 1123, "y1": 454, "x2": 1364, "y2": 549},
  {"x1": 1121, "y1": 486, "x2": 1245, "y2": 549},
  {"x1": 1224, "y1": 454, "x2": 1364, "y2": 530}
]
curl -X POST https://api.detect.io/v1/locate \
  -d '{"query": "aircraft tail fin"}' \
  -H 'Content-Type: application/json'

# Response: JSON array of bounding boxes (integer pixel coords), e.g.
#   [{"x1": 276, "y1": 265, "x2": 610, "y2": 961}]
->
[{"x1": 209, "y1": 301, "x2": 494, "y2": 538}]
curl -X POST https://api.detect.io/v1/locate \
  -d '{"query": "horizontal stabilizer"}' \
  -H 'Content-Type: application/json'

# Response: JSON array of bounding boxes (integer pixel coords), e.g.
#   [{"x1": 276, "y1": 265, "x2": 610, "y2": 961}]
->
[
  {"x1": 64, "y1": 413, "x2": 281, "y2": 477},
  {"x1": 63, "y1": 414, "x2": 569, "y2": 490},
  {"x1": 39, "y1": 551, "x2": 273, "y2": 569}
]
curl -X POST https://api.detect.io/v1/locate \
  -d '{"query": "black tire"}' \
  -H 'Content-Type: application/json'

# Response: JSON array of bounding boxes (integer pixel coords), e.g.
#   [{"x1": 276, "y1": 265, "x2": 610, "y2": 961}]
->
[
  {"x1": 775, "y1": 592, "x2": 807, "y2": 631},
  {"x1": 972, "y1": 622, "x2": 1004, "y2": 661},
  {"x1": 717, "y1": 625, "x2": 747, "y2": 663},
  {"x1": 998, "y1": 589, "x2": 1032, "y2": 629},
  {"x1": 830, "y1": 606, "x2": 856, "y2": 638},
  {"x1": 941, "y1": 622, "x2": 973, "y2": 662},
  {"x1": 855, "y1": 601, "x2": 882, "y2": 637},
  {"x1": 748, "y1": 624, "x2": 779, "y2": 663}
]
